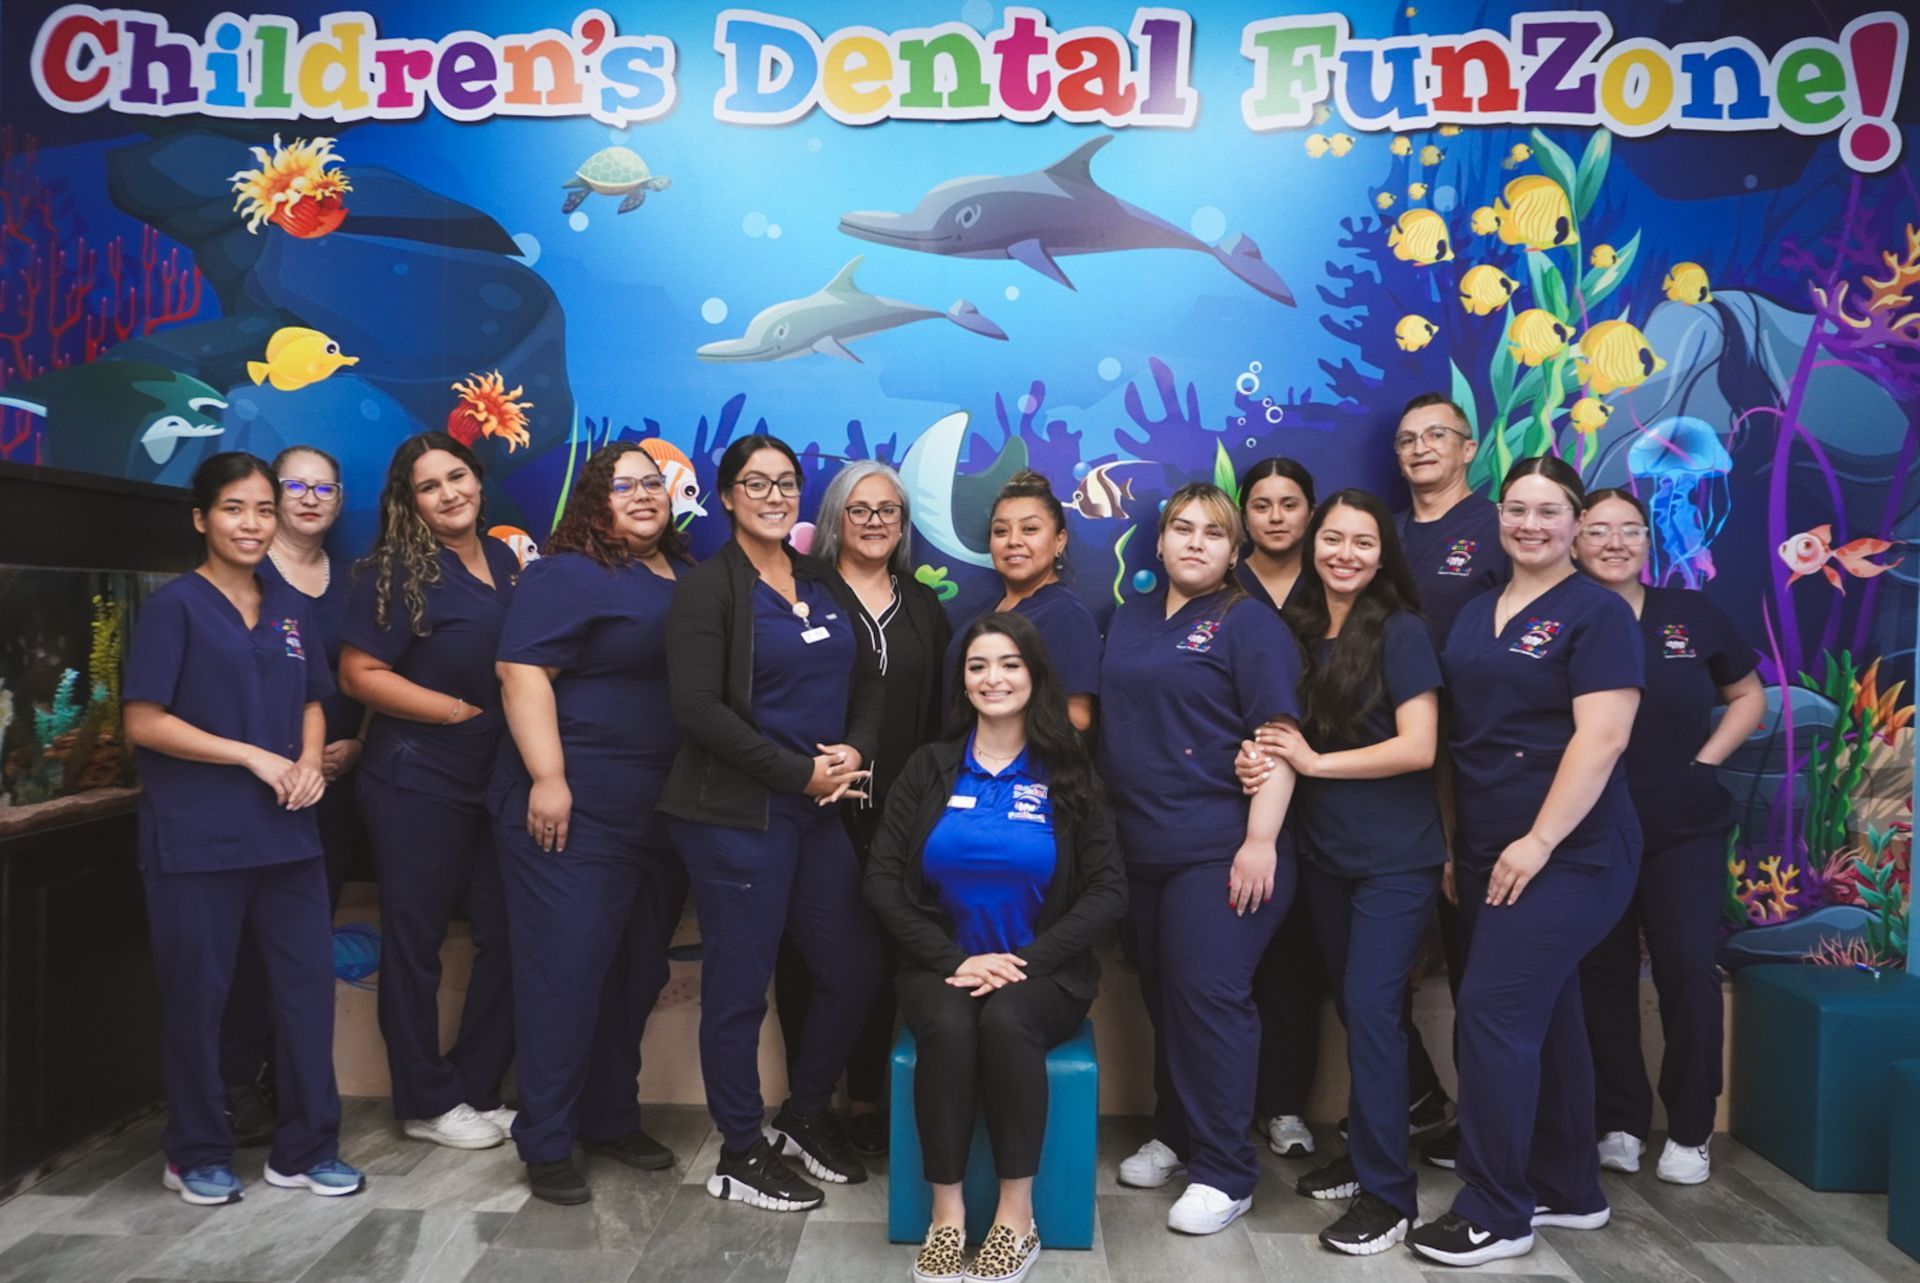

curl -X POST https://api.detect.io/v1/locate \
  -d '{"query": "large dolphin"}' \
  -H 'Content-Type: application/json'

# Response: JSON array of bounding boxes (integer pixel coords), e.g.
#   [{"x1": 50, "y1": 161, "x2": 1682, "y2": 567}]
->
[
  {"x1": 838, "y1": 135, "x2": 1295, "y2": 306},
  {"x1": 696, "y1": 257, "x2": 1006, "y2": 363}
]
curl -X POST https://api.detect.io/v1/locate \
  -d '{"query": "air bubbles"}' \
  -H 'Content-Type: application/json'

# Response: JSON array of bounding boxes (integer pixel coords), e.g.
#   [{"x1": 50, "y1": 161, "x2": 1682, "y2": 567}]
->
[
  {"x1": 510, "y1": 232, "x2": 541, "y2": 266},
  {"x1": 1018, "y1": 393, "x2": 1038, "y2": 414},
  {"x1": 1265, "y1": 405, "x2": 1284, "y2": 424},
  {"x1": 806, "y1": 136, "x2": 823, "y2": 153},
  {"x1": 1132, "y1": 569, "x2": 1158, "y2": 593},
  {"x1": 1245, "y1": 436, "x2": 1258, "y2": 447},
  {"x1": 1236, "y1": 371, "x2": 1259, "y2": 396},
  {"x1": 567, "y1": 211, "x2": 589, "y2": 232},
  {"x1": 1004, "y1": 285, "x2": 1020, "y2": 301},
  {"x1": 1097, "y1": 357, "x2": 1122, "y2": 381},
  {"x1": 743, "y1": 211, "x2": 769, "y2": 237},
  {"x1": 1190, "y1": 205, "x2": 1227, "y2": 243},
  {"x1": 700, "y1": 298, "x2": 729, "y2": 324},
  {"x1": 767, "y1": 224, "x2": 782, "y2": 239}
]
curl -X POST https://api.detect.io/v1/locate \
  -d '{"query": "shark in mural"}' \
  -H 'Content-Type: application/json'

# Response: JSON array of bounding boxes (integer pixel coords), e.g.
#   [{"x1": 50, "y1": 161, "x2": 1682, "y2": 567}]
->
[
  {"x1": 838, "y1": 135, "x2": 1295, "y2": 305},
  {"x1": 897, "y1": 409, "x2": 1031, "y2": 569},
  {"x1": 0, "y1": 361, "x2": 228, "y2": 482},
  {"x1": 696, "y1": 257, "x2": 1006, "y2": 363}
]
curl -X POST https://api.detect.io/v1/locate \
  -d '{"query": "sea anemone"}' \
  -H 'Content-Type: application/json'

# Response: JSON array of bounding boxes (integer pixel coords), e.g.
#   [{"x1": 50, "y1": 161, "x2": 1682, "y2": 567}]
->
[
  {"x1": 230, "y1": 135, "x2": 352, "y2": 238},
  {"x1": 447, "y1": 370, "x2": 533, "y2": 452}
]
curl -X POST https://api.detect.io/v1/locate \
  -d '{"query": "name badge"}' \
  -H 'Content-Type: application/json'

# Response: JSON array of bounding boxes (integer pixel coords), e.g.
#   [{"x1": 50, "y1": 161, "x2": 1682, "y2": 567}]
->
[
  {"x1": 946, "y1": 794, "x2": 977, "y2": 809},
  {"x1": 800, "y1": 626, "x2": 831, "y2": 644}
]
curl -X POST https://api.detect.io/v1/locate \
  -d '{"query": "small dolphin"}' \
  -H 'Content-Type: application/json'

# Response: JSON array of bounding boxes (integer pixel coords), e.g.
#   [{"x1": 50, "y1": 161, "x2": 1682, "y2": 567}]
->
[
  {"x1": 838, "y1": 136, "x2": 1294, "y2": 306},
  {"x1": 0, "y1": 360, "x2": 227, "y2": 479},
  {"x1": 696, "y1": 257, "x2": 1006, "y2": 364}
]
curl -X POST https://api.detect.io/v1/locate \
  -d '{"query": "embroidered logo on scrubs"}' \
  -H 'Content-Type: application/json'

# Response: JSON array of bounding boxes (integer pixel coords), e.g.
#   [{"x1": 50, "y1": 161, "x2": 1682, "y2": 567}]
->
[
  {"x1": 1176, "y1": 618, "x2": 1222, "y2": 653},
  {"x1": 1509, "y1": 617, "x2": 1562, "y2": 659},
  {"x1": 1009, "y1": 781, "x2": 1050, "y2": 822},
  {"x1": 271, "y1": 617, "x2": 307, "y2": 660},
  {"x1": 1439, "y1": 538, "x2": 1477, "y2": 577},
  {"x1": 1661, "y1": 624, "x2": 1696, "y2": 659}
]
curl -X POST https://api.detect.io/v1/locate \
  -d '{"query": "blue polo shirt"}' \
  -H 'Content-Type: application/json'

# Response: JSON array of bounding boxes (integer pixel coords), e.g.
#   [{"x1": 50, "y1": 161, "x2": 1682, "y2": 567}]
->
[
  {"x1": 751, "y1": 576, "x2": 853, "y2": 756},
  {"x1": 1623, "y1": 584, "x2": 1757, "y2": 842},
  {"x1": 1442, "y1": 574, "x2": 1643, "y2": 870},
  {"x1": 1398, "y1": 495, "x2": 1509, "y2": 646},
  {"x1": 1098, "y1": 587, "x2": 1301, "y2": 866},
  {"x1": 921, "y1": 738, "x2": 1058, "y2": 954},
  {"x1": 124, "y1": 571, "x2": 333, "y2": 873},
  {"x1": 944, "y1": 581, "x2": 1104, "y2": 702}
]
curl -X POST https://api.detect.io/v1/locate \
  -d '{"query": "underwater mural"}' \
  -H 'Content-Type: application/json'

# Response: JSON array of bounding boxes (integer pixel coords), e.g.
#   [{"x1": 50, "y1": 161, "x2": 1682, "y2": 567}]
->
[{"x1": 0, "y1": 0, "x2": 1913, "y2": 969}]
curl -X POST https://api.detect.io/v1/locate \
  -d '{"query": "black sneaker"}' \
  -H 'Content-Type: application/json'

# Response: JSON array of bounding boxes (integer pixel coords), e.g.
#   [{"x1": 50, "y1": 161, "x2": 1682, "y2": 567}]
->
[
  {"x1": 1406, "y1": 1211, "x2": 1533, "y2": 1266},
  {"x1": 768, "y1": 1103, "x2": 868, "y2": 1184},
  {"x1": 1318, "y1": 1191, "x2": 1410, "y2": 1256},
  {"x1": 1532, "y1": 1203, "x2": 1610, "y2": 1229},
  {"x1": 1295, "y1": 1156, "x2": 1360, "y2": 1201},
  {"x1": 847, "y1": 1111, "x2": 888, "y2": 1158},
  {"x1": 226, "y1": 1083, "x2": 275, "y2": 1148},
  {"x1": 528, "y1": 1159, "x2": 590, "y2": 1205},
  {"x1": 1423, "y1": 1124, "x2": 1460, "y2": 1169},
  {"x1": 584, "y1": 1128, "x2": 674, "y2": 1171},
  {"x1": 1409, "y1": 1087, "x2": 1455, "y2": 1137},
  {"x1": 706, "y1": 1136, "x2": 824, "y2": 1211},
  {"x1": 1336, "y1": 1115, "x2": 1348, "y2": 1143}
]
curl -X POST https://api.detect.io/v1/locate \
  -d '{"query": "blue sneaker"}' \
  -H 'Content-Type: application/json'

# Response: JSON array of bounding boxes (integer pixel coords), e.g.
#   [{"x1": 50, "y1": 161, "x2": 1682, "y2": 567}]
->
[
  {"x1": 163, "y1": 1162, "x2": 243, "y2": 1206},
  {"x1": 264, "y1": 1158, "x2": 366, "y2": 1197}
]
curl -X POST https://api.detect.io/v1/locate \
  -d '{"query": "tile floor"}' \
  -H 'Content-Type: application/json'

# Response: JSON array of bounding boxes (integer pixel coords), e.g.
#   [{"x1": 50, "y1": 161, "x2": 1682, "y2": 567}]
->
[{"x1": 0, "y1": 1103, "x2": 1910, "y2": 1282}]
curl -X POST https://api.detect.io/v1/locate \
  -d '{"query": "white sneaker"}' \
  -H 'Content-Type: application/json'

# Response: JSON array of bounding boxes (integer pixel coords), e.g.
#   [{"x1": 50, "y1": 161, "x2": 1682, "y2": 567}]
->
[
  {"x1": 1656, "y1": 1138, "x2": 1711, "y2": 1185},
  {"x1": 1596, "y1": 1131, "x2": 1643, "y2": 1173},
  {"x1": 1117, "y1": 1138, "x2": 1186, "y2": 1189},
  {"x1": 1265, "y1": 1114, "x2": 1314, "y2": 1157},
  {"x1": 478, "y1": 1106, "x2": 518, "y2": 1136},
  {"x1": 1167, "y1": 1182, "x2": 1252, "y2": 1235},
  {"x1": 402, "y1": 1103, "x2": 505, "y2": 1149}
]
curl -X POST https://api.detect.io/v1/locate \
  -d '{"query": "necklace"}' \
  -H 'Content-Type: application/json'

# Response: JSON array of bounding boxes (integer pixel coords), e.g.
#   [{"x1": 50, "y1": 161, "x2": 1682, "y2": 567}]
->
[
  {"x1": 269, "y1": 544, "x2": 329, "y2": 595},
  {"x1": 973, "y1": 742, "x2": 1023, "y2": 765}
]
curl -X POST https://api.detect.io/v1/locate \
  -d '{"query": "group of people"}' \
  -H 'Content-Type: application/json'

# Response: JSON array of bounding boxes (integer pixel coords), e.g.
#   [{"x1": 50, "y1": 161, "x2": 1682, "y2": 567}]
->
[{"x1": 121, "y1": 389, "x2": 1759, "y2": 1281}]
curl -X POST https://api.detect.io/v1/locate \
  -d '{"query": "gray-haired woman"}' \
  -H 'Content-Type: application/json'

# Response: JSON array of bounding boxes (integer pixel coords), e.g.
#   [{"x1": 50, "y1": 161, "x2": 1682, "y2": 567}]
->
[{"x1": 777, "y1": 460, "x2": 952, "y2": 1156}]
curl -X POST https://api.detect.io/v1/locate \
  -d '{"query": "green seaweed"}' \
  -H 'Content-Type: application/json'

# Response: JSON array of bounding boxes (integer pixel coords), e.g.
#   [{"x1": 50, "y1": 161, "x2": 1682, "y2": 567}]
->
[
  {"x1": 1796, "y1": 650, "x2": 1876, "y2": 882},
  {"x1": 1110, "y1": 526, "x2": 1137, "y2": 607}
]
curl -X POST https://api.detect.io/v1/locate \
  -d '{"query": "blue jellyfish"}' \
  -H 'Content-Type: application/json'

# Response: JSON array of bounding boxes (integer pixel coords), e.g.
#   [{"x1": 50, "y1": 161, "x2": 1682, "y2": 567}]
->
[{"x1": 1627, "y1": 415, "x2": 1733, "y2": 589}]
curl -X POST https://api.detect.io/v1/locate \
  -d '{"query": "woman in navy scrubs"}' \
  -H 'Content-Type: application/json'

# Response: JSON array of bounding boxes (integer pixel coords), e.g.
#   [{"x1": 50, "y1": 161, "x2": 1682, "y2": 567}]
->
[
  {"x1": 492, "y1": 443, "x2": 691, "y2": 1204},
  {"x1": 775, "y1": 460, "x2": 950, "y2": 1158},
  {"x1": 868, "y1": 612, "x2": 1126, "y2": 1283},
  {"x1": 1235, "y1": 457, "x2": 1315, "y2": 612},
  {"x1": 941, "y1": 470, "x2": 1102, "y2": 732},
  {"x1": 660, "y1": 434, "x2": 885, "y2": 1212},
  {"x1": 124, "y1": 452, "x2": 365, "y2": 1205},
  {"x1": 1247, "y1": 490, "x2": 1444, "y2": 1254},
  {"x1": 1574, "y1": 489, "x2": 1763, "y2": 1186},
  {"x1": 1406, "y1": 458, "x2": 1643, "y2": 1268},
  {"x1": 340, "y1": 432, "x2": 519, "y2": 1151},
  {"x1": 1104, "y1": 483, "x2": 1302, "y2": 1235}
]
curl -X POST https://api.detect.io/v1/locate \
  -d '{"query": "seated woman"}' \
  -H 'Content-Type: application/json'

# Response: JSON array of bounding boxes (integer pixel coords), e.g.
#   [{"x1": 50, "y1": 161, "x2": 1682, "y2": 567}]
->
[{"x1": 867, "y1": 612, "x2": 1126, "y2": 1283}]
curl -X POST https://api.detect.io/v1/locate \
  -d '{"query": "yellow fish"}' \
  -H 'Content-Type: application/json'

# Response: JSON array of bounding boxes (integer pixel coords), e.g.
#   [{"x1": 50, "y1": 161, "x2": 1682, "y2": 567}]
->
[
  {"x1": 1407, "y1": 182, "x2": 1428, "y2": 200},
  {"x1": 1470, "y1": 205, "x2": 1499, "y2": 236},
  {"x1": 1395, "y1": 314, "x2": 1439, "y2": 352},
  {"x1": 1569, "y1": 397, "x2": 1612, "y2": 435},
  {"x1": 1507, "y1": 307, "x2": 1573, "y2": 365},
  {"x1": 1312, "y1": 104, "x2": 1332, "y2": 126},
  {"x1": 1576, "y1": 320, "x2": 1666, "y2": 395},
  {"x1": 247, "y1": 326, "x2": 358, "y2": 392},
  {"x1": 1376, "y1": 192, "x2": 1397, "y2": 210},
  {"x1": 1304, "y1": 133, "x2": 1329, "y2": 158},
  {"x1": 1663, "y1": 261, "x2": 1712, "y2": 304},
  {"x1": 1419, "y1": 144, "x2": 1444, "y2": 166},
  {"x1": 1589, "y1": 244, "x2": 1617, "y2": 269},
  {"x1": 1493, "y1": 174, "x2": 1577, "y2": 249},
  {"x1": 1502, "y1": 143, "x2": 1533, "y2": 170},
  {"x1": 1329, "y1": 133, "x2": 1355, "y2": 157},
  {"x1": 1438, "y1": 124, "x2": 1461, "y2": 137},
  {"x1": 1458, "y1": 264, "x2": 1519, "y2": 315},
  {"x1": 1390, "y1": 136, "x2": 1413, "y2": 157},
  {"x1": 1387, "y1": 209, "x2": 1453, "y2": 264}
]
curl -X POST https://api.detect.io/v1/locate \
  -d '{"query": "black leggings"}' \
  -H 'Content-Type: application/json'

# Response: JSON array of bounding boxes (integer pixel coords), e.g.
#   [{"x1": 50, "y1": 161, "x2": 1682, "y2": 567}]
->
[{"x1": 895, "y1": 968, "x2": 1089, "y2": 1183}]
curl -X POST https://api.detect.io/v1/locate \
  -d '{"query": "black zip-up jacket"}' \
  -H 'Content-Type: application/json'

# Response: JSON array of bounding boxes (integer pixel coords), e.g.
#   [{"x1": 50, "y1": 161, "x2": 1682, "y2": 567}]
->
[
  {"x1": 864, "y1": 737, "x2": 1128, "y2": 1000},
  {"x1": 659, "y1": 540, "x2": 884, "y2": 829}
]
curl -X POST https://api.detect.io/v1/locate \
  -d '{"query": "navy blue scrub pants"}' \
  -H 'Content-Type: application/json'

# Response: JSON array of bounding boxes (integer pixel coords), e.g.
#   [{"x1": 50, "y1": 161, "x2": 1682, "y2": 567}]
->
[
  {"x1": 1579, "y1": 827, "x2": 1727, "y2": 1147},
  {"x1": 1450, "y1": 845, "x2": 1638, "y2": 1240},
  {"x1": 141, "y1": 850, "x2": 341, "y2": 1174},
  {"x1": 359, "y1": 771, "x2": 515, "y2": 1120},
  {"x1": 498, "y1": 806, "x2": 687, "y2": 1164},
  {"x1": 1250, "y1": 887, "x2": 1324, "y2": 1120},
  {"x1": 1304, "y1": 863, "x2": 1442, "y2": 1219},
  {"x1": 669, "y1": 795, "x2": 884, "y2": 1152},
  {"x1": 1127, "y1": 854, "x2": 1294, "y2": 1201}
]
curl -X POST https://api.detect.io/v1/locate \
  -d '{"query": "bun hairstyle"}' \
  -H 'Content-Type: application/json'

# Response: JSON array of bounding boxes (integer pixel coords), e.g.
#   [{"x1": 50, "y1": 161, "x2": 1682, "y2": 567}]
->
[
  {"x1": 1581, "y1": 486, "x2": 1649, "y2": 523},
  {"x1": 993, "y1": 468, "x2": 1067, "y2": 533},
  {"x1": 1500, "y1": 453, "x2": 1586, "y2": 510},
  {"x1": 190, "y1": 451, "x2": 278, "y2": 516}
]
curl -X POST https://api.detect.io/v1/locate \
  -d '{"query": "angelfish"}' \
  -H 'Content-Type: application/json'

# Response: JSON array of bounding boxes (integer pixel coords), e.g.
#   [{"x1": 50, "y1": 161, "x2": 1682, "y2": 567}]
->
[{"x1": 1070, "y1": 461, "x2": 1146, "y2": 519}]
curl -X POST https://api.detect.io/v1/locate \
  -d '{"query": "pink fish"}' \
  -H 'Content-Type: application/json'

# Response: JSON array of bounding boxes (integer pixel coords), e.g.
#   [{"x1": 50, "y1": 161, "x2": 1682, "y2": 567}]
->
[{"x1": 1778, "y1": 524, "x2": 1901, "y2": 594}]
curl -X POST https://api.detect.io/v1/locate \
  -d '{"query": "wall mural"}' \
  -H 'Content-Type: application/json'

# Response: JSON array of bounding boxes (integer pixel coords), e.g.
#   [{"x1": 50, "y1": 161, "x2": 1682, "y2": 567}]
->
[{"x1": 0, "y1": 0, "x2": 1912, "y2": 970}]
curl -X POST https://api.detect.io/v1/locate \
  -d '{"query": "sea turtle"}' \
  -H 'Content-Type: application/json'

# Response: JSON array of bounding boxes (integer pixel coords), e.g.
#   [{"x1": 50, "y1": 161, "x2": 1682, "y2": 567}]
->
[{"x1": 561, "y1": 147, "x2": 671, "y2": 215}]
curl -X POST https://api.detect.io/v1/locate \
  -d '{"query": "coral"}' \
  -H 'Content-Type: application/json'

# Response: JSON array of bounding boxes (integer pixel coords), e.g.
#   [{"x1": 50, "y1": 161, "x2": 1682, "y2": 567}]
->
[
  {"x1": 1730, "y1": 854, "x2": 1803, "y2": 924},
  {"x1": 1852, "y1": 657, "x2": 1914, "y2": 746},
  {"x1": 1808, "y1": 222, "x2": 1920, "y2": 397},
  {"x1": 990, "y1": 378, "x2": 1082, "y2": 483},
  {"x1": 1797, "y1": 650, "x2": 1901, "y2": 886},
  {"x1": 1803, "y1": 934, "x2": 1902, "y2": 969},
  {"x1": 32, "y1": 669, "x2": 82, "y2": 747},
  {"x1": 88, "y1": 591, "x2": 123, "y2": 734}
]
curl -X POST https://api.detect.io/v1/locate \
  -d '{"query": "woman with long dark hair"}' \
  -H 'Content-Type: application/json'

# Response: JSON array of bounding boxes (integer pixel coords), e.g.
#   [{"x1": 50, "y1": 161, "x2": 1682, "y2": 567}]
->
[
  {"x1": 1236, "y1": 456, "x2": 1316, "y2": 612},
  {"x1": 124, "y1": 452, "x2": 364, "y2": 1204},
  {"x1": 339, "y1": 432, "x2": 519, "y2": 1150},
  {"x1": 867, "y1": 612, "x2": 1126, "y2": 1283},
  {"x1": 660, "y1": 434, "x2": 885, "y2": 1213},
  {"x1": 492, "y1": 443, "x2": 692, "y2": 1204}
]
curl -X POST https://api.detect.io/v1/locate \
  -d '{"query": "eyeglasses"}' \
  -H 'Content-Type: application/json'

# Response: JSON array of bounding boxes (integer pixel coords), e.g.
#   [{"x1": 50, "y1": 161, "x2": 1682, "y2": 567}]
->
[
  {"x1": 1497, "y1": 502, "x2": 1574, "y2": 525},
  {"x1": 846, "y1": 503, "x2": 903, "y2": 527},
  {"x1": 734, "y1": 475, "x2": 802, "y2": 499},
  {"x1": 1578, "y1": 523, "x2": 1650, "y2": 544},
  {"x1": 610, "y1": 475, "x2": 667, "y2": 496},
  {"x1": 280, "y1": 479, "x2": 341, "y2": 501},
  {"x1": 1393, "y1": 425, "x2": 1469, "y2": 454}
]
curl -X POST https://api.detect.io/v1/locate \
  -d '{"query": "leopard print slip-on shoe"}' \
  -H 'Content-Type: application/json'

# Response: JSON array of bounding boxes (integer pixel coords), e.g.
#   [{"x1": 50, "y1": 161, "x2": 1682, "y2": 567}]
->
[
  {"x1": 964, "y1": 1221, "x2": 1040, "y2": 1283},
  {"x1": 911, "y1": 1223, "x2": 966, "y2": 1283}
]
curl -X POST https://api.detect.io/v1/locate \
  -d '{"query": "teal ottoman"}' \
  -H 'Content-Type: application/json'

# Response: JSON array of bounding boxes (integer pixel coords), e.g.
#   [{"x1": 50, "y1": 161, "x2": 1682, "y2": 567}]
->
[
  {"x1": 1731, "y1": 965, "x2": 1920, "y2": 1191},
  {"x1": 887, "y1": 1021, "x2": 1097, "y2": 1248},
  {"x1": 1891, "y1": 1059, "x2": 1920, "y2": 1261}
]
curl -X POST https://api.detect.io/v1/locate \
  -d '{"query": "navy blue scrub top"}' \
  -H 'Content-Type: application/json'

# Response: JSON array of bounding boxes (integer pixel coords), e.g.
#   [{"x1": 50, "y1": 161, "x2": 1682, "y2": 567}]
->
[
  {"x1": 342, "y1": 537, "x2": 519, "y2": 803},
  {"x1": 1296, "y1": 612, "x2": 1447, "y2": 879},
  {"x1": 124, "y1": 571, "x2": 333, "y2": 873},
  {"x1": 921, "y1": 737, "x2": 1058, "y2": 955},
  {"x1": 257, "y1": 552, "x2": 360, "y2": 744},
  {"x1": 1442, "y1": 574, "x2": 1643, "y2": 870},
  {"x1": 1398, "y1": 495, "x2": 1509, "y2": 646},
  {"x1": 943, "y1": 581, "x2": 1104, "y2": 703},
  {"x1": 752, "y1": 576, "x2": 854, "y2": 756},
  {"x1": 1098, "y1": 587, "x2": 1301, "y2": 866},
  {"x1": 491, "y1": 552, "x2": 682, "y2": 838},
  {"x1": 1235, "y1": 560, "x2": 1302, "y2": 615},
  {"x1": 1623, "y1": 584, "x2": 1756, "y2": 841}
]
